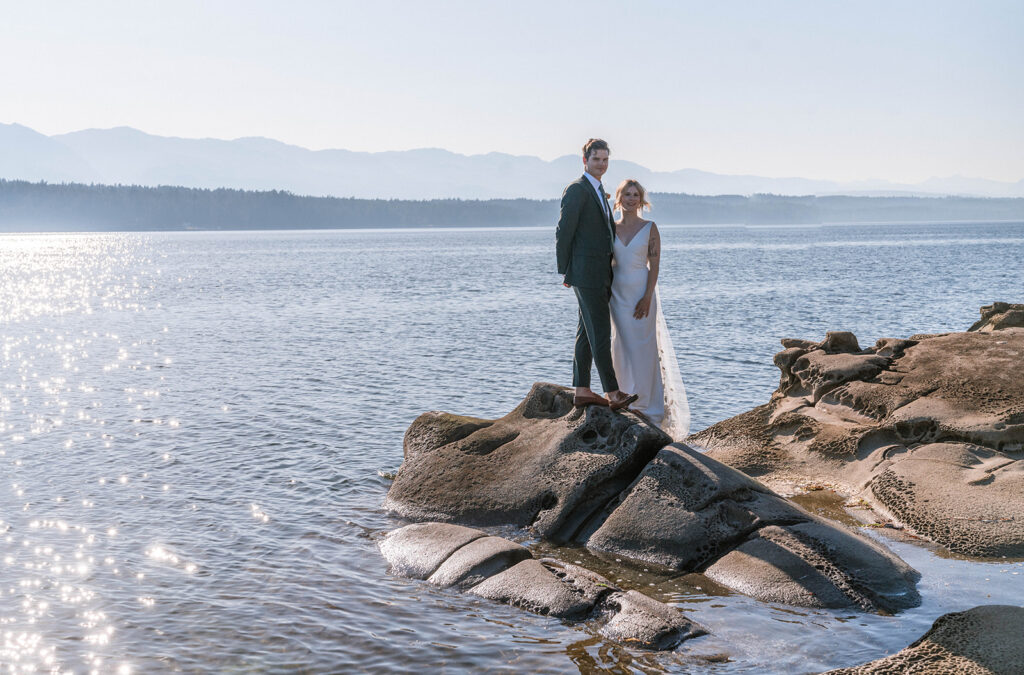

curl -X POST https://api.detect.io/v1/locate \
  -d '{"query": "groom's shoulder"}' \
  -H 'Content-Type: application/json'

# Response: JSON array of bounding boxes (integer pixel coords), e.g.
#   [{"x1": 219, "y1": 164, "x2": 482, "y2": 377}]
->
[{"x1": 562, "y1": 176, "x2": 587, "y2": 196}]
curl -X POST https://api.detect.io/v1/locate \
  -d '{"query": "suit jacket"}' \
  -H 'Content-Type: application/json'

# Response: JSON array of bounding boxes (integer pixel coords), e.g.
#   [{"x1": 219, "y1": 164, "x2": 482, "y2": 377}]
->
[{"x1": 555, "y1": 175, "x2": 614, "y2": 288}]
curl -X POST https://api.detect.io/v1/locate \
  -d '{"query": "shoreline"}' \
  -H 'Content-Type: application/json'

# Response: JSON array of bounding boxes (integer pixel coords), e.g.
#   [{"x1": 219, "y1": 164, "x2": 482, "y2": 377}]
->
[{"x1": 2, "y1": 219, "x2": 1024, "y2": 236}]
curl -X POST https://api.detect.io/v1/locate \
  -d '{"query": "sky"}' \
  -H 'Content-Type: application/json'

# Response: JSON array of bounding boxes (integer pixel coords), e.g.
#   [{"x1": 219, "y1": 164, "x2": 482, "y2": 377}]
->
[{"x1": 2, "y1": 0, "x2": 1022, "y2": 182}]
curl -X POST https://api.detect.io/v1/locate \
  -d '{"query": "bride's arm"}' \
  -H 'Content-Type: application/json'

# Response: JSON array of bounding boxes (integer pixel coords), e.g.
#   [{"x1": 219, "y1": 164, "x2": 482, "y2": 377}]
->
[{"x1": 633, "y1": 223, "x2": 661, "y2": 319}]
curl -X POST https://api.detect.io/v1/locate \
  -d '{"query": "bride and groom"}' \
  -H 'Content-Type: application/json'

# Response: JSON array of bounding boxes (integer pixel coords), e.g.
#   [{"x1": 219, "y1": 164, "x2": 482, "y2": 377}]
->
[{"x1": 555, "y1": 138, "x2": 690, "y2": 439}]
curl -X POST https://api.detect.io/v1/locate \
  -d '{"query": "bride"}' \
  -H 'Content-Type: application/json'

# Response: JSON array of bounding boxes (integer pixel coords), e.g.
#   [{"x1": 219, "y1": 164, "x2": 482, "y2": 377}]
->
[{"x1": 609, "y1": 179, "x2": 690, "y2": 438}]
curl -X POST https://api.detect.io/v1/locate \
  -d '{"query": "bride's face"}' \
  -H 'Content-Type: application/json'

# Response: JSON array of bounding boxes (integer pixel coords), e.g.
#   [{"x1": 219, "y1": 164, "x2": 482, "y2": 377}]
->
[{"x1": 620, "y1": 186, "x2": 642, "y2": 213}]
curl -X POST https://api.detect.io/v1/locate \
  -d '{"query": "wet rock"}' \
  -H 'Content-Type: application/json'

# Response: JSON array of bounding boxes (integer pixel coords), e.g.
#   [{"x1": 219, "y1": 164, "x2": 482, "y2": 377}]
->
[
  {"x1": 824, "y1": 605, "x2": 1024, "y2": 674},
  {"x1": 384, "y1": 382, "x2": 670, "y2": 543},
  {"x1": 705, "y1": 521, "x2": 920, "y2": 612},
  {"x1": 471, "y1": 558, "x2": 612, "y2": 618},
  {"x1": 599, "y1": 590, "x2": 708, "y2": 650},
  {"x1": 587, "y1": 444, "x2": 920, "y2": 612},
  {"x1": 378, "y1": 522, "x2": 484, "y2": 579},
  {"x1": 690, "y1": 308, "x2": 1024, "y2": 557},
  {"x1": 379, "y1": 522, "x2": 706, "y2": 649},
  {"x1": 385, "y1": 385, "x2": 920, "y2": 612},
  {"x1": 427, "y1": 536, "x2": 531, "y2": 589}
]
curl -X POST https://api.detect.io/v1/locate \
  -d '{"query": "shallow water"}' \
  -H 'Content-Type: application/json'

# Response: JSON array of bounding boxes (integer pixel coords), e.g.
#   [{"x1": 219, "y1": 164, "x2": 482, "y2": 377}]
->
[{"x1": 1, "y1": 222, "x2": 1022, "y2": 673}]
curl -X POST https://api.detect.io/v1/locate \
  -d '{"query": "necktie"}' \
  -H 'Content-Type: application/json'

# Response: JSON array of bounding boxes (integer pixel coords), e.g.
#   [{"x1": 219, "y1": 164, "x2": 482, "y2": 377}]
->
[{"x1": 597, "y1": 182, "x2": 612, "y2": 235}]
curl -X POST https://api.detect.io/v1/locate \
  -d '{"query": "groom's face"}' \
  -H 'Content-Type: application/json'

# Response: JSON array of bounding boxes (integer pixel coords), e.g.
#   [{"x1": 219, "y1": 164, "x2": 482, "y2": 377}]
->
[{"x1": 584, "y1": 149, "x2": 609, "y2": 180}]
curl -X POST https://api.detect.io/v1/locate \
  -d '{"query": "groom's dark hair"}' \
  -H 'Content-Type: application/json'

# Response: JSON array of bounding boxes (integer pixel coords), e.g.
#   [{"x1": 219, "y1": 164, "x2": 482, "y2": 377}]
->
[{"x1": 583, "y1": 138, "x2": 609, "y2": 159}]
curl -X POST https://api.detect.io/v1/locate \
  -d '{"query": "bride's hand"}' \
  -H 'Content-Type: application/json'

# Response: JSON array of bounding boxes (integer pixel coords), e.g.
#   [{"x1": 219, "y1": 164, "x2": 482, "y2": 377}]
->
[{"x1": 633, "y1": 295, "x2": 652, "y2": 319}]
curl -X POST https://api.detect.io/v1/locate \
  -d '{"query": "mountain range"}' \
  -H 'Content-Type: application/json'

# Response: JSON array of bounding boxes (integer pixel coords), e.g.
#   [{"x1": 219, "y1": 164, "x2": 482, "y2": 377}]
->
[{"x1": 2, "y1": 122, "x2": 1022, "y2": 199}]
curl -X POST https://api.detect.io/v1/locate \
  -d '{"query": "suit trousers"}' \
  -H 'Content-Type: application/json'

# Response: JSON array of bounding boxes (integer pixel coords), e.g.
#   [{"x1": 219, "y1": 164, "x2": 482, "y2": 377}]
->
[{"x1": 572, "y1": 285, "x2": 619, "y2": 392}]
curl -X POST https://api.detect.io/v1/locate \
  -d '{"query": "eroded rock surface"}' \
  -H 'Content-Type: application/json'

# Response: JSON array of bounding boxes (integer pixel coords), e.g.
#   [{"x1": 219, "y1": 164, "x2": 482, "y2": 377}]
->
[
  {"x1": 588, "y1": 444, "x2": 920, "y2": 612},
  {"x1": 968, "y1": 301, "x2": 1024, "y2": 332},
  {"x1": 824, "y1": 605, "x2": 1024, "y2": 674},
  {"x1": 379, "y1": 522, "x2": 707, "y2": 650},
  {"x1": 384, "y1": 384, "x2": 920, "y2": 613},
  {"x1": 690, "y1": 307, "x2": 1024, "y2": 557},
  {"x1": 384, "y1": 382, "x2": 670, "y2": 543}
]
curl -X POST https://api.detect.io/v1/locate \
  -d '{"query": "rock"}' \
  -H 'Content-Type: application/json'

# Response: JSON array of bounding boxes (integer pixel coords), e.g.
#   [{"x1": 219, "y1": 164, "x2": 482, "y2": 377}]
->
[
  {"x1": 385, "y1": 385, "x2": 921, "y2": 612},
  {"x1": 384, "y1": 382, "x2": 671, "y2": 542},
  {"x1": 587, "y1": 444, "x2": 808, "y2": 570},
  {"x1": 471, "y1": 558, "x2": 615, "y2": 618},
  {"x1": 870, "y1": 444, "x2": 1024, "y2": 557},
  {"x1": 824, "y1": 605, "x2": 1024, "y2": 674},
  {"x1": 969, "y1": 302, "x2": 1024, "y2": 332},
  {"x1": 427, "y1": 536, "x2": 531, "y2": 588},
  {"x1": 380, "y1": 522, "x2": 706, "y2": 649},
  {"x1": 599, "y1": 590, "x2": 708, "y2": 650},
  {"x1": 690, "y1": 309, "x2": 1024, "y2": 557},
  {"x1": 378, "y1": 522, "x2": 484, "y2": 579},
  {"x1": 586, "y1": 443, "x2": 920, "y2": 612},
  {"x1": 705, "y1": 521, "x2": 920, "y2": 612}
]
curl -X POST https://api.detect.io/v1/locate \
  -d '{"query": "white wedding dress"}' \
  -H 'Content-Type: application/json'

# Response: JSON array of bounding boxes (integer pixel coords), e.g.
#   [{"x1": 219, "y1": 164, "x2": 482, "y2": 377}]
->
[{"x1": 610, "y1": 221, "x2": 691, "y2": 439}]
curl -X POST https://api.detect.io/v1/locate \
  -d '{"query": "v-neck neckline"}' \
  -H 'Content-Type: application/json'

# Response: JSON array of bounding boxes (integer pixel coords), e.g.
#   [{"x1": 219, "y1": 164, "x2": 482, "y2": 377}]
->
[{"x1": 616, "y1": 221, "x2": 651, "y2": 247}]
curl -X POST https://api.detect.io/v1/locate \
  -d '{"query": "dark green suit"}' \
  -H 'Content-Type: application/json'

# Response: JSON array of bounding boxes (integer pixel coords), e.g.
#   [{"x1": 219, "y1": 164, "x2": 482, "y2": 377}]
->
[{"x1": 555, "y1": 175, "x2": 619, "y2": 392}]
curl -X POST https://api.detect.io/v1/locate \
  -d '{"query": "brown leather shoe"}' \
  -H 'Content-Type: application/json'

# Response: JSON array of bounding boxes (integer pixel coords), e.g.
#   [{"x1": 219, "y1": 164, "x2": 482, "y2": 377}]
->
[
  {"x1": 608, "y1": 393, "x2": 639, "y2": 411},
  {"x1": 573, "y1": 394, "x2": 610, "y2": 408}
]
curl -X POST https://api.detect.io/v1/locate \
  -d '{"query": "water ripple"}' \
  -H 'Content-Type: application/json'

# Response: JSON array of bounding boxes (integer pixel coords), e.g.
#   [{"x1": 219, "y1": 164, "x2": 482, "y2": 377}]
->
[{"x1": 1, "y1": 224, "x2": 1022, "y2": 672}]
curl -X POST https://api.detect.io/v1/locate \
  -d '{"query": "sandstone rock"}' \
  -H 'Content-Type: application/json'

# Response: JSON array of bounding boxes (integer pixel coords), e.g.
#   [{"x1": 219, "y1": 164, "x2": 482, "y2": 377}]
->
[
  {"x1": 690, "y1": 310, "x2": 1024, "y2": 557},
  {"x1": 869, "y1": 444, "x2": 1024, "y2": 557},
  {"x1": 586, "y1": 443, "x2": 919, "y2": 612},
  {"x1": 379, "y1": 522, "x2": 706, "y2": 650},
  {"x1": 385, "y1": 385, "x2": 921, "y2": 612},
  {"x1": 384, "y1": 382, "x2": 671, "y2": 542},
  {"x1": 705, "y1": 521, "x2": 920, "y2": 612},
  {"x1": 824, "y1": 605, "x2": 1024, "y2": 674},
  {"x1": 968, "y1": 301, "x2": 1024, "y2": 332},
  {"x1": 599, "y1": 590, "x2": 708, "y2": 650},
  {"x1": 427, "y1": 536, "x2": 531, "y2": 589},
  {"x1": 587, "y1": 444, "x2": 808, "y2": 570},
  {"x1": 378, "y1": 522, "x2": 484, "y2": 579},
  {"x1": 470, "y1": 558, "x2": 609, "y2": 618}
]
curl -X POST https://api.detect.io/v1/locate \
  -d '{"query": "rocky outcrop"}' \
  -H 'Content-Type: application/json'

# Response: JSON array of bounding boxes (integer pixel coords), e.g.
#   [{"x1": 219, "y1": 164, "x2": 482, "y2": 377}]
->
[
  {"x1": 379, "y1": 522, "x2": 707, "y2": 650},
  {"x1": 383, "y1": 383, "x2": 920, "y2": 613},
  {"x1": 968, "y1": 302, "x2": 1024, "y2": 332},
  {"x1": 384, "y1": 382, "x2": 670, "y2": 543},
  {"x1": 587, "y1": 443, "x2": 920, "y2": 612},
  {"x1": 824, "y1": 605, "x2": 1024, "y2": 674},
  {"x1": 689, "y1": 307, "x2": 1024, "y2": 557}
]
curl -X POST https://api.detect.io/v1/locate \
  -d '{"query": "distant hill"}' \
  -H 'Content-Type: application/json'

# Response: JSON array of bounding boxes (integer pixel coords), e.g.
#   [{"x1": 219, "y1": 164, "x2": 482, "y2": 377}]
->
[
  {"x1": 1, "y1": 179, "x2": 1021, "y2": 232},
  {"x1": 2, "y1": 123, "x2": 1023, "y2": 199}
]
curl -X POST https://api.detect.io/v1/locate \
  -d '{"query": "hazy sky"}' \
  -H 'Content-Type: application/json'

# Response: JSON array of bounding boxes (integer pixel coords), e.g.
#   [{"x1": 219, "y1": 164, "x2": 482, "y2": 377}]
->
[{"x1": 2, "y1": 0, "x2": 1022, "y2": 182}]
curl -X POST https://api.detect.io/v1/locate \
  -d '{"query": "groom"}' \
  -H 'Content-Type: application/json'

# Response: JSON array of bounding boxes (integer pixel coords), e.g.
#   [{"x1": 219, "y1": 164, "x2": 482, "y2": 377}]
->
[{"x1": 555, "y1": 138, "x2": 636, "y2": 410}]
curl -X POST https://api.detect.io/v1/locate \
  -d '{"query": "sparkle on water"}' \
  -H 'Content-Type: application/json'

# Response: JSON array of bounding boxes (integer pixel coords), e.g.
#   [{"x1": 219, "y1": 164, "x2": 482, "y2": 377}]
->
[{"x1": 1, "y1": 224, "x2": 1022, "y2": 673}]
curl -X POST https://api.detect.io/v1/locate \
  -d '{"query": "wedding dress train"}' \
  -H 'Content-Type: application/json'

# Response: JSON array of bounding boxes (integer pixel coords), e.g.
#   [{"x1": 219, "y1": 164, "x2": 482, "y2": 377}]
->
[{"x1": 609, "y1": 222, "x2": 690, "y2": 439}]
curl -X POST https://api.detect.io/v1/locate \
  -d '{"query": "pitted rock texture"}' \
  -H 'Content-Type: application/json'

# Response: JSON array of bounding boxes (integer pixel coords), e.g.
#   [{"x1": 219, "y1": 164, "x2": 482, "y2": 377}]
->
[
  {"x1": 824, "y1": 605, "x2": 1024, "y2": 674},
  {"x1": 587, "y1": 444, "x2": 920, "y2": 612},
  {"x1": 690, "y1": 309, "x2": 1024, "y2": 557},
  {"x1": 384, "y1": 385, "x2": 920, "y2": 613},
  {"x1": 968, "y1": 302, "x2": 1024, "y2": 332},
  {"x1": 704, "y1": 521, "x2": 919, "y2": 612},
  {"x1": 379, "y1": 522, "x2": 707, "y2": 650},
  {"x1": 384, "y1": 382, "x2": 671, "y2": 543}
]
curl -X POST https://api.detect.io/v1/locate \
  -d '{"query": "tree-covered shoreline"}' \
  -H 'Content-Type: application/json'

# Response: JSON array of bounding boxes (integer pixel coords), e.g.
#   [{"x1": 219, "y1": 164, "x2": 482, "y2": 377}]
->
[{"x1": 1, "y1": 179, "x2": 1021, "y2": 232}]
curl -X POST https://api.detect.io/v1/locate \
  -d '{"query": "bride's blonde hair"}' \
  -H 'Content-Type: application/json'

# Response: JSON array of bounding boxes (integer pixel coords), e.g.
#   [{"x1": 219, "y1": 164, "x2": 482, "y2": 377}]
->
[{"x1": 613, "y1": 179, "x2": 652, "y2": 213}]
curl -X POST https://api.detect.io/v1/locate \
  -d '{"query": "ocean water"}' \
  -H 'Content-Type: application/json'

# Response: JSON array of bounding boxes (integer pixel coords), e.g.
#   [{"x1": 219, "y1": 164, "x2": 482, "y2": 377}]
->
[{"x1": 1, "y1": 221, "x2": 1022, "y2": 673}]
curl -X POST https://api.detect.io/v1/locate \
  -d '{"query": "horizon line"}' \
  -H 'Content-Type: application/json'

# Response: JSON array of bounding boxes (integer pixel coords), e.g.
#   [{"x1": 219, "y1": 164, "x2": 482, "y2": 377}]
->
[{"x1": 4, "y1": 121, "x2": 1022, "y2": 187}]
